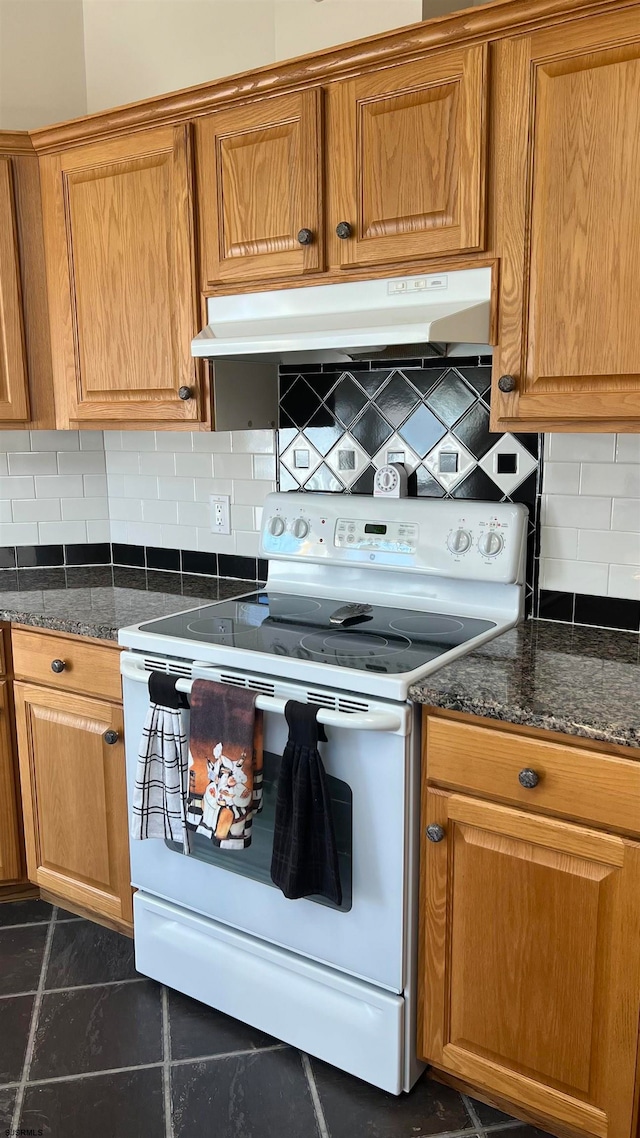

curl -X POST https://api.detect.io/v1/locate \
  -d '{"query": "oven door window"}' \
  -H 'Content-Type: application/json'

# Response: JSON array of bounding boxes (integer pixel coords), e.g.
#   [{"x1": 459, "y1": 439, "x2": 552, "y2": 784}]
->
[{"x1": 165, "y1": 749, "x2": 352, "y2": 912}]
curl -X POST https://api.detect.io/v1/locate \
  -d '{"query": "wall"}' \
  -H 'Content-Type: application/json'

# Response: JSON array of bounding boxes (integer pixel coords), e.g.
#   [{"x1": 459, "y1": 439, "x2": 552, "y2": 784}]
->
[
  {"x1": 0, "y1": 0, "x2": 86, "y2": 128},
  {"x1": 0, "y1": 428, "x2": 275, "y2": 562},
  {"x1": 104, "y1": 429, "x2": 275, "y2": 558},
  {"x1": 421, "y1": 0, "x2": 484, "y2": 15},
  {"x1": 82, "y1": 0, "x2": 423, "y2": 114},
  {"x1": 0, "y1": 430, "x2": 108, "y2": 550},
  {"x1": 540, "y1": 434, "x2": 640, "y2": 603}
]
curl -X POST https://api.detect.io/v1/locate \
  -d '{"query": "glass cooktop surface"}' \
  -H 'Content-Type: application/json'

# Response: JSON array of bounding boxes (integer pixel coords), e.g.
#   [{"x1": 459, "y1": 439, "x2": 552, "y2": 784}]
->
[{"x1": 139, "y1": 592, "x2": 496, "y2": 676}]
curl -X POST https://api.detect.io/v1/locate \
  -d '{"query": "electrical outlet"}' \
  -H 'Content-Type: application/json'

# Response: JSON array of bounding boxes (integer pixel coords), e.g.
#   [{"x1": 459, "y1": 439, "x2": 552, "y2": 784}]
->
[{"x1": 210, "y1": 494, "x2": 231, "y2": 535}]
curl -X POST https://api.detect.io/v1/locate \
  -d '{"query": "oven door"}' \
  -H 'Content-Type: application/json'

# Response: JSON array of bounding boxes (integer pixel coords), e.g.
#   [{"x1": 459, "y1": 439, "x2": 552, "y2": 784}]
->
[{"x1": 121, "y1": 651, "x2": 417, "y2": 993}]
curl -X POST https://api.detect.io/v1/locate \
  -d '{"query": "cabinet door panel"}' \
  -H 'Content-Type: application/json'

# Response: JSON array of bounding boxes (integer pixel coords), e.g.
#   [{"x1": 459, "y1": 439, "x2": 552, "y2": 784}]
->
[
  {"x1": 41, "y1": 125, "x2": 203, "y2": 427},
  {"x1": 0, "y1": 681, "x2": 23, "y2": 883},
  {"x1": 197, "y1": 88, "x2": 323, "y2": 286},
  {"x1": 492, "y1": 11, "x2": 640, "y2": 428},
  {"x1": 0, "y1": 157, "x2": 29, "y2": 423},
  {"x1": 330, "y1": 45, "x2": 487, "y2": 269},
  {"x1": 14, "y1": 683, "x2": 132, "y2": 924},
  {"x1": 420, "y1": 791, "x2": 640, "y2": 1138}
]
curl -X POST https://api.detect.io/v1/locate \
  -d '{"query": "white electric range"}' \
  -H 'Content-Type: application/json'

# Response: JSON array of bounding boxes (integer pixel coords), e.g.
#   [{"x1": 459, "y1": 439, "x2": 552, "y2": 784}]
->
[{"x1": 119, "y1": 492, "x2": 528, "y2": 1095}]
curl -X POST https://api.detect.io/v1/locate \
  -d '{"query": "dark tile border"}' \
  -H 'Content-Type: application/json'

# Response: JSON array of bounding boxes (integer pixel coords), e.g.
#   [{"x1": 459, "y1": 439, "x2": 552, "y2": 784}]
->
[
  {"x1": 538, "y1": 589, "x2": 640, "y2": 633},
  {"x1": 0, "y1": 545, "x2": 266, "y2": 586}
]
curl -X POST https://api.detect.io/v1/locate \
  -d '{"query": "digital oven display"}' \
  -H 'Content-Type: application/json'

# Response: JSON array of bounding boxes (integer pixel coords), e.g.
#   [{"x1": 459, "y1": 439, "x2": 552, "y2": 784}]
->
[{"x1": 364, "y1": 524, "x2": 387, "y2": 535}]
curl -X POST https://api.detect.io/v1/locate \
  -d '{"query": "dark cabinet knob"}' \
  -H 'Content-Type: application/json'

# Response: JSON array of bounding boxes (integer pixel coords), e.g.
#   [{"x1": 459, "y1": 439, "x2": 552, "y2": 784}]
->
[
  {"x1": 297, "y1": 228, "x2": 314, "y2": 246},
  {"x1": 335, "y1": 221, "x2": 352, "y2": 240},
  {"x1": 103, "y1": 729, "x2": 119, "y2": 745},
  {"x1": 51, "y1": 659, "x2": 66, "y2": 673},
  {"x1": 178, "y1": 386, "x2": 192, "y2": 400},
  {"x1": 498, "y1": 374, "x2": 517, "y2": 393},
  {"x1": 518, "y1": 768, "x2": 540, "y2": 789},
  {"x1": 426, "y1": 823, "x2": 446, "y2": 843}
]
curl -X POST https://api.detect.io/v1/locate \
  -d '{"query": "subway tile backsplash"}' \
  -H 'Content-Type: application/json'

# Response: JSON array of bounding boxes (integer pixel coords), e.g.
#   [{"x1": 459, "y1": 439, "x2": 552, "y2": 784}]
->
[
  {"x1": 0, "y1": 430, "x2": 109, "y2": 547},
  {"x1": 540, "y1": 434, "x2": 640, "y2": 606},
  {"x1": 0, "y1": 428, "x2": 275, "y2": 560},
  {"x1": 1, "y1": 401, "x2": 639, "y2": 633}
]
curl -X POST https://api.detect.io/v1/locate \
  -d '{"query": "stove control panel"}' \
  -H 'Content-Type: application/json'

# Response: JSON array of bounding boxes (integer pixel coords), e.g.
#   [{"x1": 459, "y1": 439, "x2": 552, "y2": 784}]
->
[
  {"x1": 335, "y1": 519, "x2": 419, "y2": 553},
  {"x1": 260, "y1": 493, "x2": 528, "y2": 584}
]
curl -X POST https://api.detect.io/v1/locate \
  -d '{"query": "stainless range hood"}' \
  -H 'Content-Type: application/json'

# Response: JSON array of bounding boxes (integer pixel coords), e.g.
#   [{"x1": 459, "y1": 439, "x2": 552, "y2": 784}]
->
[{"x1": 192, "y1": 268, "x2": 492, "y2": 362}]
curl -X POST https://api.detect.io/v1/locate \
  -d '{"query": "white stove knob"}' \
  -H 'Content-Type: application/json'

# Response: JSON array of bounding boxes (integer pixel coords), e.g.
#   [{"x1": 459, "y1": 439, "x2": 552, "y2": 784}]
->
[
  {"x1": 447, "y1": 528, "x2": 471, "y2": 555},
  {"x1": 269, "y1": 516, "x2": 285, "y2": 537},
  {"x1": 292, "y1": 518, "x2": 309, "y2": 539},
  {"x1": 479, "y1": 530, "x2": 504, "y2": 557}
]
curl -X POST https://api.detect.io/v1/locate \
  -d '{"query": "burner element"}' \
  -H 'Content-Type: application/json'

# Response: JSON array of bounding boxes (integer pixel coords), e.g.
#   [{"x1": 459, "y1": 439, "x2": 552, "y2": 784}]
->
[
  {"x1": 388, "y1": 615, "x2": 465, "y2": 637},
  {"x1": 267, "y1": 596, "x2": 322, "y2": 619},
  {"x1": 299, "y1": 630, "x2": 411, "y2": 659},
  {"x1": 186, "y1": 618, "x2": 238, "y2": 637}
]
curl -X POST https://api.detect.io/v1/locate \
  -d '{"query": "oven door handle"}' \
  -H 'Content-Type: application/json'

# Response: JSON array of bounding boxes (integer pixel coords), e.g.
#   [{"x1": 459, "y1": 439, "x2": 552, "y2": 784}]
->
[{"x1": 120, "y1": 654, "x2": 403, "y2": 734}]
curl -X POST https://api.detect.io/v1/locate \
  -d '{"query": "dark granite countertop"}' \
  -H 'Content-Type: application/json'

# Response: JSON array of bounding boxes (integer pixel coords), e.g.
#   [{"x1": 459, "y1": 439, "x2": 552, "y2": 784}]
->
[
  {"x1": 409, "y1": 619, "x2": 640, "y2": 751},
  {"x1": 3, "y1": 569, "x2": 638, "y2": 750},
  {"x1": 0, "y1": 565, "x2": 259, "y2": 641}
]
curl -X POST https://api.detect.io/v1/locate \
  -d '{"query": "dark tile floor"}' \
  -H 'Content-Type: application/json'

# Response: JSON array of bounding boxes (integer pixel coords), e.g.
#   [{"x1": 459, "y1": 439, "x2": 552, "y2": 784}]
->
[{"x1": 0, "y1": 900, "x2": 554, "y2": 1138}]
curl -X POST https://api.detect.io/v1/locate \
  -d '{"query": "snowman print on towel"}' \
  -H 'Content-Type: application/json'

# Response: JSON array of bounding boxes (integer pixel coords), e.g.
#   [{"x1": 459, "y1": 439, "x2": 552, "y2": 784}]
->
[{"x1": 201, "y1": 742, "x2": 252, "y2": 844}]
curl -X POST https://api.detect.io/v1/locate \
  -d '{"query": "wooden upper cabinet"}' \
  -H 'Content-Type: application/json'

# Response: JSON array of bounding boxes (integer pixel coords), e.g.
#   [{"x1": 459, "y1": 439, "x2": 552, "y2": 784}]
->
[
  {"x1": 420, "y1": 789, "x2": 640, "y2": 1138},
  {"x1": 197, "y1": 88, "x2": 323, "y2": 287},
  {"x1": 328, "y1": 45, "x2": 487, "y2": 270},
  {"x1": 0, "y1": 156, "x2": 30, "y2": 423},
  {"x1": 40, "y1": 124, "x2": 205, "y2": 428},
  {"x1": 492, "y1": 9, "x2": 640, "y2": 430}
]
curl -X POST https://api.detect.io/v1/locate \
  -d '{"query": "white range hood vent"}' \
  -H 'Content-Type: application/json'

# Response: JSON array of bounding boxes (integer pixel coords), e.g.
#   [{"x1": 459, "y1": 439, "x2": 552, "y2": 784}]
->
[{"x1": 192, "y1": 268, "x2": 492, "y2": 362}]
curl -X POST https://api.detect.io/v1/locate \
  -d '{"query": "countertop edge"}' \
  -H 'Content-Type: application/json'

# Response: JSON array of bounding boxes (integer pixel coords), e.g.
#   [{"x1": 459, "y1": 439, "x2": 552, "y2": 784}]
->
[
  {"x1": 1, "y1": 611, "x2": 120, "y2": 641},
  {"x1": 409, "y1": 687, "x2": 640, "y2": 751}
]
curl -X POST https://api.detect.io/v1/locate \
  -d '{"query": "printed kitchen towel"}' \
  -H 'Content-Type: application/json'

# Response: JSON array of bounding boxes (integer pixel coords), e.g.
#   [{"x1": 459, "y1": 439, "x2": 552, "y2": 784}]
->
[
  {"x1": 131, "y1": 671, "x2": 190, "y2": 849},
  {"x1": 270, "y1": 701, "x2": 342, "y2": 906},
  {"x1": 187, "y1": 679, "x2": 263, "y2": 849}
]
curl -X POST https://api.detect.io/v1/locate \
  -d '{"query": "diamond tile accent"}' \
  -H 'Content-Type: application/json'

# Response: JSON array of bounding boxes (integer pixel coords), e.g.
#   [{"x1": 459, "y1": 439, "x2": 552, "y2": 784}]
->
[
  {"x1": 425, "y1": 370, "x2": 476, "y2": 427},
  {"x1": 304, "y1": 463, "x2": 343, "y2": 492},
  {"x1": 374, "y1": 372, "x2": 420, "y2": 428},
  {"x1": 279, "y1": 433, "x2": 322, "y2": 485},
  {"x1": 279, "y1": 377, "x2": 323, "y2": 428},
  {"x1": 398, "y1": 405, "x2": 447, "y2": 458},
  {"x1": 325, "y1": 374, "x2": 369, "y2": 428},
  {"x1": 372, "y1": 432, "x2": 420, "y2": 474},
  {"x1": 452, "y1": 402, "x2": 499, "y2": 460},
  {"x1": 415, "y1": 466, "x2": 446, "y2": 497},
  {"x1": 277, "y1": 357, "x2": 541, "y2": 611},
  {"x1": 424, "y1": 433, "x2": 476, "y2": 490},
  {"x1": 479, "y1": 434, "x2": 539, "y2": 496},
  {"x1": 325, "y1": 434, "x2": 371, "y2": 489},
  {"x1": 351, "y1": 406, "x2": 394, "y2": 455}
]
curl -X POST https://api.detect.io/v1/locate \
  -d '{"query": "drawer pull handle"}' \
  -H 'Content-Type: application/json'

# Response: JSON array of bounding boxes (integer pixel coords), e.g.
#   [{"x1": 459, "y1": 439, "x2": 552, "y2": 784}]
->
[
  {"x1": 518, "y1": 768, "x2": 540, "y2": 789},
  {"x1": 103, "y1": 729, "x2": 119, "y2": 745},
  {"x1": 426, "y1": 823, "x2": 446, "y2": 843},
  {"x1": 178, "y1": 386, "x2": 192, "y2": 401},
  {"x1": 51, "y1": 659, "x2": 66, "y2": 673},
  {"x1": 335, "y1": 221, "x2": 352, "y2": 240},
  {"x1": 297, "y1": 228, "x2": 314, "y2": 246}
]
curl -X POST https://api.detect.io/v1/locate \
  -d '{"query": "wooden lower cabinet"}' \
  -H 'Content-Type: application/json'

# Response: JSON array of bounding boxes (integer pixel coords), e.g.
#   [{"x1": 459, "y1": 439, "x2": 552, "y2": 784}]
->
[
  {"x1": 14, "y1": 682, "x2": 132, "y2": 929},
  {"x1": 0, "y1": 679, "x2": 23, "y2": 884},
  {"x1": 420, "y1": 735, "x2": 640, "y2": 1138}
]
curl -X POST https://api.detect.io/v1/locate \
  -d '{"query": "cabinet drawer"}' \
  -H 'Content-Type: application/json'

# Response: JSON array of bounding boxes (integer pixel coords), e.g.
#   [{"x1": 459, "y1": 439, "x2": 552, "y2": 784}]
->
[
  {"x1": 425, "y1": 716, "x2": 640, "y2": 836},
  {"x1": 11, "y1": 629, "x2": 121, "y2": 702}
]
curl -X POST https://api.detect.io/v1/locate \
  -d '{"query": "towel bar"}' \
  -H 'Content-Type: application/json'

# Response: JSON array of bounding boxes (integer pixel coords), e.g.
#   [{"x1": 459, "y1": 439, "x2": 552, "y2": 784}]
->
[{"x1": 120, "y1": 653, "x2": 403, "y2": 734}]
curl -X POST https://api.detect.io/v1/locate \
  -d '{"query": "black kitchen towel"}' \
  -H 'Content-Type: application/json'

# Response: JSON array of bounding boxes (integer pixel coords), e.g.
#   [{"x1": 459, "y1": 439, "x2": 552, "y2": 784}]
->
[{"x1": 270, "y1": 701, "x2": 342, "y2": 905}]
